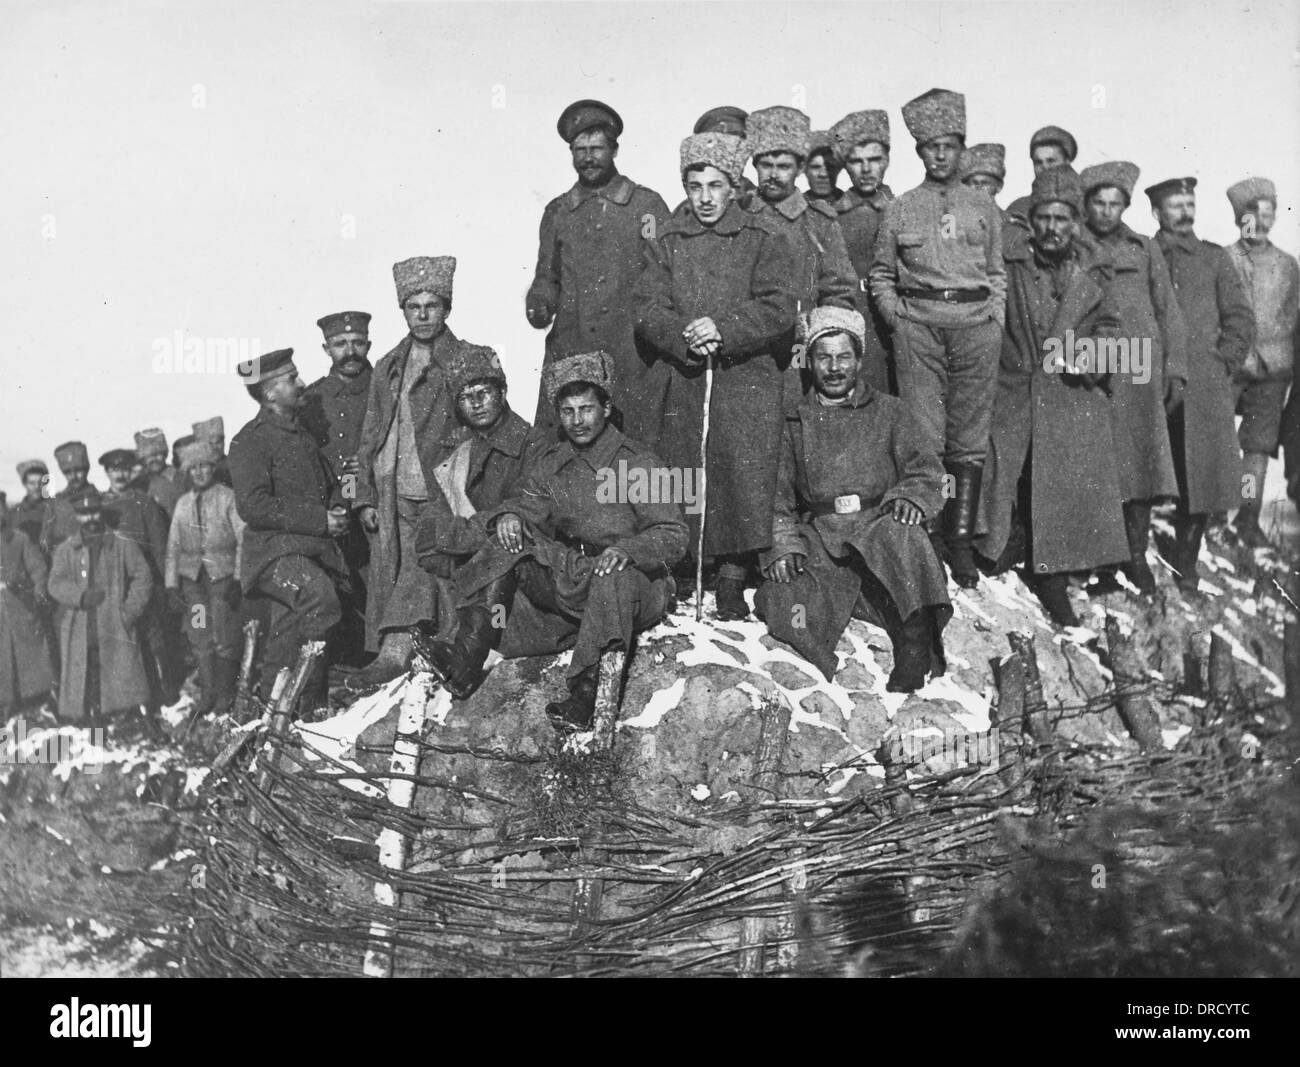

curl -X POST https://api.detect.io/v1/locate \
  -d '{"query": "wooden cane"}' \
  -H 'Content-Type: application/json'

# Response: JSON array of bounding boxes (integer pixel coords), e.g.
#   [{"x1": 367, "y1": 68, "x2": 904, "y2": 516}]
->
[{"x1": 695, "y1": 349, "x2": 715, "y2": 622}]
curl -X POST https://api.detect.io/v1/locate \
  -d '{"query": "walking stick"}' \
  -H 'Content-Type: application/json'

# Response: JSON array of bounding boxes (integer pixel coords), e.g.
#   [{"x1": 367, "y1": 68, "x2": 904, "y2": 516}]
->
[{"x1": 695, "y1": 349, "x2": 715, "y2": 622}]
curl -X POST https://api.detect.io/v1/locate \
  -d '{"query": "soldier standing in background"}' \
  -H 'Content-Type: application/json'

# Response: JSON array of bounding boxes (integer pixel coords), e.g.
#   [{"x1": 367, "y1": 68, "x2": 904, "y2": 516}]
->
[
  {"x1": 831, "y1": 109, "x2": 895, "y2": 393},
  {"x1": 803, "y1": 130, "x2": 843, "y2": 207},
  {"x1": 42, "y1": 442, "x2": 98, "y2": 556},
  {"x1": 1224, "y1": 176, "x2": 1299, "y2": 546},
  {"x1": 1149, "y1": 177, "x2": 1254, "y2": 593},
  {"x1": 12, "y1": 460, "x2": 52, "y2": 548},
  {"x1": 134, "y1": 428, "x2": 182, "y2": 517},
  {"x1": 1005, "y1": 125, "x2": 1078, "y2": 231},
  {"x1": 526, "y1": 99, "x2": 669, "y2": 429},
  {"x1": 0, "y1": 492, "x2": 55, "y2": 718},
  {"x1": 302, "y1": 310, "x2": 375, "y2": 665}
]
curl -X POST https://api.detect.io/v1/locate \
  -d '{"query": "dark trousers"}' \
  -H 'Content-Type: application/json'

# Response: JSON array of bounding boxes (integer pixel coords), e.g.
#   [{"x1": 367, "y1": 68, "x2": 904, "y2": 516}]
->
[
  {"x1": 255, "y1": 554, "x2": 343, "y2": 685},
  {"x1": 180, "y1": 569, "x2": 242, "y2": 660}
]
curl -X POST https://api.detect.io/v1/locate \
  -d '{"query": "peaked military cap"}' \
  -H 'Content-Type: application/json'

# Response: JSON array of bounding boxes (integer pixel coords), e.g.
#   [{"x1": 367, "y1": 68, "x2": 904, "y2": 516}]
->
[
  {"x1": 71, "y1": 486, "x2": 104, "y2": 514},
  {"x1": 1029, "y1": 125, "x2": 1078, "y2": 162},
  {"x1": 317, "y1": 311, "x2": 372, "y2": 340},
  {"x1": 236, "y1": 350, "x2": 296, "y2": 386},
  {"x1": 557, "y1": 99, "x2": 623, "y2": 143},
  {"x1": 902, "y1": 89, "x2": 965, "y2": 145},
  {"x1": 693, "y1": 106, "x2": 748, "y2": 137},
  {"x1": 98, "y1": 448, "x2": 138, "y2": 470},
  {"x1": 1144, "y1": 176, "x2": 1197, "y2": 208}
]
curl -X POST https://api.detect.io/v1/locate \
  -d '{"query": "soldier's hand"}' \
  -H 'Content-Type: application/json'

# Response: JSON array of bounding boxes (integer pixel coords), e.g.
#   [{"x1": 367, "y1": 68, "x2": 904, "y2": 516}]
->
[
  {"x1": 593, "y1": 546, "x2": 631, "y2": 577},
  {"x1": 327, "y1": 508, "x2": 350, "y2": 538},
  {"x1": 526, "y1": 297, "x2": 554, "y2": 329},
  {"x1": 764, "y1": 553, "x2": 805, "y2": 584},
  {"x1": 494, "y1": 513, "x2": 526, "y2": 554},
  {"x1": 683, "y1": 316, "x2": 721, "y2": 349},
  {"x1": 1165, "y1": 377, "x2": 1186, "y2": 413},
  {"x1": 891, "y1": 499, "x2": 924, "y2": 525},
  {"x1": 357, "y1": 505, "x2": 379, "y2": 533}
]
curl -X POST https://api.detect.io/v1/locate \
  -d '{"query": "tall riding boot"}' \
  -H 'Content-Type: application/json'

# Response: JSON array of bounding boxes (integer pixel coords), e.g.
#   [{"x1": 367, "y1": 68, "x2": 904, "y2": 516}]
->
[
  {"x1": 1234, "y1": 452, "x2": 1271, "y2": 548},
  {"x1": 546, "y1": 663, "x2": 601, "y2": 731},
  {"x1": 715, "y1": 558, "x2": 751, "y2": 621},
  {"x1": 347, "y1": 629, "x2": 415, "y2": 689},
  {"x1": 1033, "y1": 573, "x2": 1079, "y2": 628},
  {"x1": 1121, "y1": 501, "x2": 1156, "y2": 596},
  {"x1": 1173, "y1": 513, "x2": 1208, "y2": 593},
  {"x1": 192, "y1": 650, "x2": 219, "y2": 717},
  {"x1": 422, "y1": 571, "x2": 517, "y2": 699},
  {"x1": 944, "y1": 463, "x2": 982, "y2": 589},
  {"x1": 886, "y1": 608, "x2": 934, "y2": 693}
]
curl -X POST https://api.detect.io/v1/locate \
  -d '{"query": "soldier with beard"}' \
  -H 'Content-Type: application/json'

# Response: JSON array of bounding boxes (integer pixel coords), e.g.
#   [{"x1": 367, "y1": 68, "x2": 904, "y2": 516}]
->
[{"x1": 302, "y1": 310, "x2": 375, "y2": 664}]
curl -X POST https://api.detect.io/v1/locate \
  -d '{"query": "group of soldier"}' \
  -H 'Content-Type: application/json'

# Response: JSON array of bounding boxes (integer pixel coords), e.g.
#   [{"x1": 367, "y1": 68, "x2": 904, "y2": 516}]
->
[{"x1": 2, "y1": 88, "x2": 1296, "y2": 733}]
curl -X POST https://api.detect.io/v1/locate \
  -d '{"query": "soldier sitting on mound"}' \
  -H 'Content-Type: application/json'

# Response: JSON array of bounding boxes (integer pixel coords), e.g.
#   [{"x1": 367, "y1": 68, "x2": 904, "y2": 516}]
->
[
  {"x1": 755, "y1": 307, "x2": 952, "y2": 691},
  {"x1": 423, "y1": 351, "x2": 687, "y2": 731}
]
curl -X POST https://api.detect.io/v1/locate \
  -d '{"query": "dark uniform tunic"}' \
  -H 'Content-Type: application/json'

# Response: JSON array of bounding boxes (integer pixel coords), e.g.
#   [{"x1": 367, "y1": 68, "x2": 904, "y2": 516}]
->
[
  {"x1": 454, "y1": 427, "x2": 687, "y2": 680},
  {"x1": 11, "y1": 496, "x2": 51, "y2": 550},
  {"x1": 836, "y1": 184, "x2": 895, "y2": 392},
  {"x1": 756, "y1": 383, "x2": 951, "y2": 681},
  {"x1": 527, "y1": 173, "x2": 670, "y2": 425},
  {"x1": 229, "y1": 407, "x2": 346, "y2": 679}
]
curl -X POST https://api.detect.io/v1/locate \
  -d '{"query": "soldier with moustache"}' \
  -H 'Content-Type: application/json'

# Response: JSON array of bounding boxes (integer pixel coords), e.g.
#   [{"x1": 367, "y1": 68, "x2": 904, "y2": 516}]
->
[
  {"x1": 41, "y1": 441, "x2": 98, "y2": 556},
  {"x1": 133, "y1": 428, "x2": 182, "y2": 517}
]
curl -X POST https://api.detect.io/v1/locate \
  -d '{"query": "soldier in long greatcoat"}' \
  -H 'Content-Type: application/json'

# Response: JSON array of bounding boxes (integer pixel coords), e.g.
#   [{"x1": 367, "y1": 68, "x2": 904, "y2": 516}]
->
[
  {"x1": 1148, "y1": 177, "x2": 1254, "y2": 592},
  {"x1": 631, "y1": 132, "x2": 797, "y2": 621},
  {"x1": 1079, "y1": 162, "x2": 1188, "y2": 595},
  {"x1": 525, "y1": 99, "x2": 669, "y2": 428},
  {"x1": 0, "y1": 493, "x2": 54, "y2": 716},
  {"x1": 975, "y1": 168, "x2": 1130, "y2": 627},
  {"x1": 41, "y1": 441, "x2": 99, "y2": 557}
]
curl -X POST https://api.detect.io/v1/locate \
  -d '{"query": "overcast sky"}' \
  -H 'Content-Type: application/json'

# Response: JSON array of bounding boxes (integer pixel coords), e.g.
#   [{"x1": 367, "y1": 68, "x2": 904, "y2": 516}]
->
[{"x1": 3, "y1": 0, "x2": 1298, "y2": 499}]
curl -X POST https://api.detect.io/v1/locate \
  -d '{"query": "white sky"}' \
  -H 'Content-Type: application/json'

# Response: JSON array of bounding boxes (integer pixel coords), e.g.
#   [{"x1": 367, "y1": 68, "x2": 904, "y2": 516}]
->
[{"x1": 3, "y1": 0, "x2": 1298, "y2": 498}]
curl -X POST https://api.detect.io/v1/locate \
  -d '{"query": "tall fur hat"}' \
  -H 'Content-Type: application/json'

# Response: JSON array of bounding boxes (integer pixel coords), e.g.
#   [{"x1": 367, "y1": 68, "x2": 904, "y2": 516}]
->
[
  {"x1": 680, "y1": 133, "x2": 747, "y2": 186},
  {"x1": 392, "y1": 256, "x2": 456, "y2": 305},
  {"x1": 1031, "y1": 165, "x2": 1084, "y2": 215},
  {"x1": 830, "y1": 109, "x2": 891, "y2": 163},
  {"x1": 543, "y1": 351, "x2": 615, "y2": 407},
  {"x1": 960, "y1": 143, "x2": 1006, "y2": 182},
  {"x1": 1227, "y1": 176, "x2": 1277, "y2": 220},
  {"x1": 902, "y1": 89, "x2": 965, "y2": 145},
  {"x1": 747, "y1": 106, "x2": 811, "y2": 161}
]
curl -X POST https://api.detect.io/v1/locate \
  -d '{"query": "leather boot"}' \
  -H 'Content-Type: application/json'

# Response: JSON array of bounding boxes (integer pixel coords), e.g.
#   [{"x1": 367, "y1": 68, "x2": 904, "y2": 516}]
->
[
  {"x1": 1172, "y1": 514, "x2": 1208, "y2": 593},
  {"x1": 298, "y1": 657, "x2": 331, "y2": 721},
  {"x1": 546, "y1": 663, "x2": 600, "y2": 731},
  {"x1": 192, "y1": 651, "x2": 219, "y2": 717},
  {"x1": 715, "y1": 576, "x2": 751, "y2": 621},
  {"x1": 886, "y1": 609, "x2": 933, "y2": 693},
  {"x1": 346, "y1": 629, "x2": 414, "y2": 689},
  {"x1": 1033, "y1": 573, "x2": 1079, "y2": 628},
  {"x1": 213, "y1": 655, "x2": 240, "y2": 717},
  {"x1": 1121, "y1": 501, "x2": 1157, "y2": 596},
  {"x1": 422, "y1": 572, "x2": 516, "y2": 699},
  {"x1": 943, "y1": 463, "x2": 982, "y2": 589}
]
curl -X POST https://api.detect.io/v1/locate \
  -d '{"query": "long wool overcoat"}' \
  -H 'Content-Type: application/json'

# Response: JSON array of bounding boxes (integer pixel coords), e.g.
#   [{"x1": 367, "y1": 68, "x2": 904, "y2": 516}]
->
[
  {"x1": 975, "y1": 239, "x2": 1131, "y2": 575},
  {"x1": 631, "y1": 200, "x2": 797, "y2": 558},
  {"x1": 47, "y1": 530, "x2": 152, "y2": 719},
  {"x1": 1155, "y1": 231, "x2": 1255, "y2": 514},
  {"x1": 0, "y1": 527, "x2": 54, "y2": 708}
]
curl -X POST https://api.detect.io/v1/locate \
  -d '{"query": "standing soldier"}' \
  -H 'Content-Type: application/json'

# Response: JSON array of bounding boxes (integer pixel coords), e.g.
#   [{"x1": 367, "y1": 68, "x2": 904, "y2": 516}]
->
[
  {"x1": 803, "y1": 130, "x2": 843, "y2": 207},
  {"x1": 1148, "y1": 177, "x2": 1254, "y2": 592},
  {"x1": 230, "y1": 349, "x2": 348, "y2": 708},
  {"x1": 975, "y1": 167, "x2": 1130, "y2": 627},
  {"x1": 756, "y1": 308, "x2": 951, "y2": 691},
  {"x1": 869, "y1": 88, "x2": 1007, "y2": 588},
  {"x1": 745, "y1": 106, "x2": 856, "y2": 315},
  {"x1": 192, "y1": 417, "x2": 232, "y2": 487},
  {"x1": 47, "y1": 488, "x2": 153, "y2": 725},
  {"x1": 99, "y1": 447, "x2": 176, "y2": 707},
  {"x1": 134, "y1": 428, "x2": 182, "y2": 517},
  {"x1": 415, "y1": 345, "x2": 546, "y2": 582},
  {"x1": 1079, "y1": 161, "x2": 1188, "y2": 594},
  {"x1": 301, "y1": 310, "x2": 375, "y2": 664},
  {"x1": 165, "y1": 439, "x2": 245, "y2": 717},
  {"x1": 0, "y1": 492, "x2": 55, "y2": 718},
  {"x1": 831, "y1": 109, "x2": 895, "y2": 392},
  {"x1": 692, "y1": 106, "x2": 755, "y2": 207},
  {"x1": 1224, "y1": 176, "x2": 1300, "y2": 546},
  {"x1": 525, "y1": 99, "x2": 670, "y2": 428},
  {"x1": 424, "y1": 352, "x2": 687, "y2": 730},
  {"x1": 351, "y1": 257, "x2": 467, "y2": 686},
  {"x1": 632, "y1": 132, "x2": 797, "y2": 619},
  {"x1": 12, "y1": 460, "x2": 52, "y2": 547},
  {"x1": 1006, "y1": 125, "x2": 1078, "y2": 230},
  {"x1": 41, "y1": 442, "x2": 98, "y2": 555}
]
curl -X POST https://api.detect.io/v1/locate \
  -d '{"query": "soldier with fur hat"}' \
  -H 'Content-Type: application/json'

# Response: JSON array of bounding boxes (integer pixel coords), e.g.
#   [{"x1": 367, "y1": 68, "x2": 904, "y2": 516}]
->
[
  {"x1": 756, "y1": 307, "x2": 952, "y2": 690},
  {"x1": 869, "y1": 88, "x2": 1007, "y2": 589},
  {"x1": 1223, "y1": 176, "x2": 1299, "y2": 547},
  {"x1": 1147, "y1": 177, "x2": 1254, "y2": 590},
  {"x1": 831, "y1": 108, "x2": 896, "y2": 393},
  {"x1": 134, "y1": 428, "x2": 181, "y2": 517},
  {"x1": 423, "y1": 351, "x2": 686, "y2": 731},
  {"x1": 631, "y1": 131, "x2": 799, "y2": 621},
  {"x1": 526, "y1": 99, "x2": 670, "y2": 428},
  {"x1": 1006, "y1": 125, "x2": 1079, "y2": 230},
  {"x1": 41, "y1": 441, "x2": 99, "y2": 556},
  {"x1": 350, "y1": 257, "x2": 472, "y2": 686},
  {"x1": 192, "y1": 416, "x2": 232, "y2": 488}
]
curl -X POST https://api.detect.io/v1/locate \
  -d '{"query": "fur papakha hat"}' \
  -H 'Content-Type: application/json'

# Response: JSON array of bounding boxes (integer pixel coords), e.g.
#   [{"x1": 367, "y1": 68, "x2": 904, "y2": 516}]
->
[
  {"x1": 746, "y1": 106, "x2": 811, "y2": 161},
  {"x1": 902, "y1": 89, "x2": 965, "y2": 145},
  {"x1": 393, "y1": 256, "x2": 456, "y2": 305},
  {"x1": 1079, "y1": 161, "x2": 1140, "y2": 203},
  {"x1": 680, "y1": 133, "x2": 747, "y2": 186},
  {"x1": 830, "y1": 110, "x2": 891, "y2": 163},
  {"x1": 543, "y1": 351, "x2": 615, "y2": 407},
  {"x1": 800, "y1": 306, "x2": 867, "y2": 356},
  {"x1": 960, "y1": 143, "x2": 1006, "y2": 182}
]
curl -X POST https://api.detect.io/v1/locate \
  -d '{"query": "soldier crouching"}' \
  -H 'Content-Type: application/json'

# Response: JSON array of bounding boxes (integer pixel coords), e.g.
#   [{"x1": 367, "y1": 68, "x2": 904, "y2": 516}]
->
[
  {"x1": 755, "y1": 308, "x2": 951, "y2": 691},
  {"x1": 423, "y1": 351, "x2": 687, "y2": 731}
]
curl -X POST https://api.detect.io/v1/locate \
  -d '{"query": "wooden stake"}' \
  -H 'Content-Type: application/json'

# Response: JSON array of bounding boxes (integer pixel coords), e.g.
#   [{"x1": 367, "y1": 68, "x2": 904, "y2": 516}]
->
[
  {"x1": 1007, "y1": 631, "x2": 1050, "y2": 744},
  {"x1": 231, "y1": 619, "x2": 261, "y2": 724},
  {"x1": 695, "y1": 350, "x2": 714, "y2": 622},
  {"x1": 590, "y1": 646, "x2": 627, "y2": 749},
  {"x1": 1208, "y1": 629, "x2": 1235, "y2": 699},
  {"x1": 1104, "y1": 614, "x2": 1163, "y2": 752}
]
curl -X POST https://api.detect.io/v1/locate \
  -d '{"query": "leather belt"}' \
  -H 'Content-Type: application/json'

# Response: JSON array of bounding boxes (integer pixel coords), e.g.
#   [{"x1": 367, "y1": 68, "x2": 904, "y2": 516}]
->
[
  {"x1": 555, "y1": 530, "x2": 607, "y2": 558},
  {"x1": 897, "y1": 286, "x2": 990, "y2": 303},
  {"x1": 808, "y1": 493, "x2": 880, "y2": 517}
]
